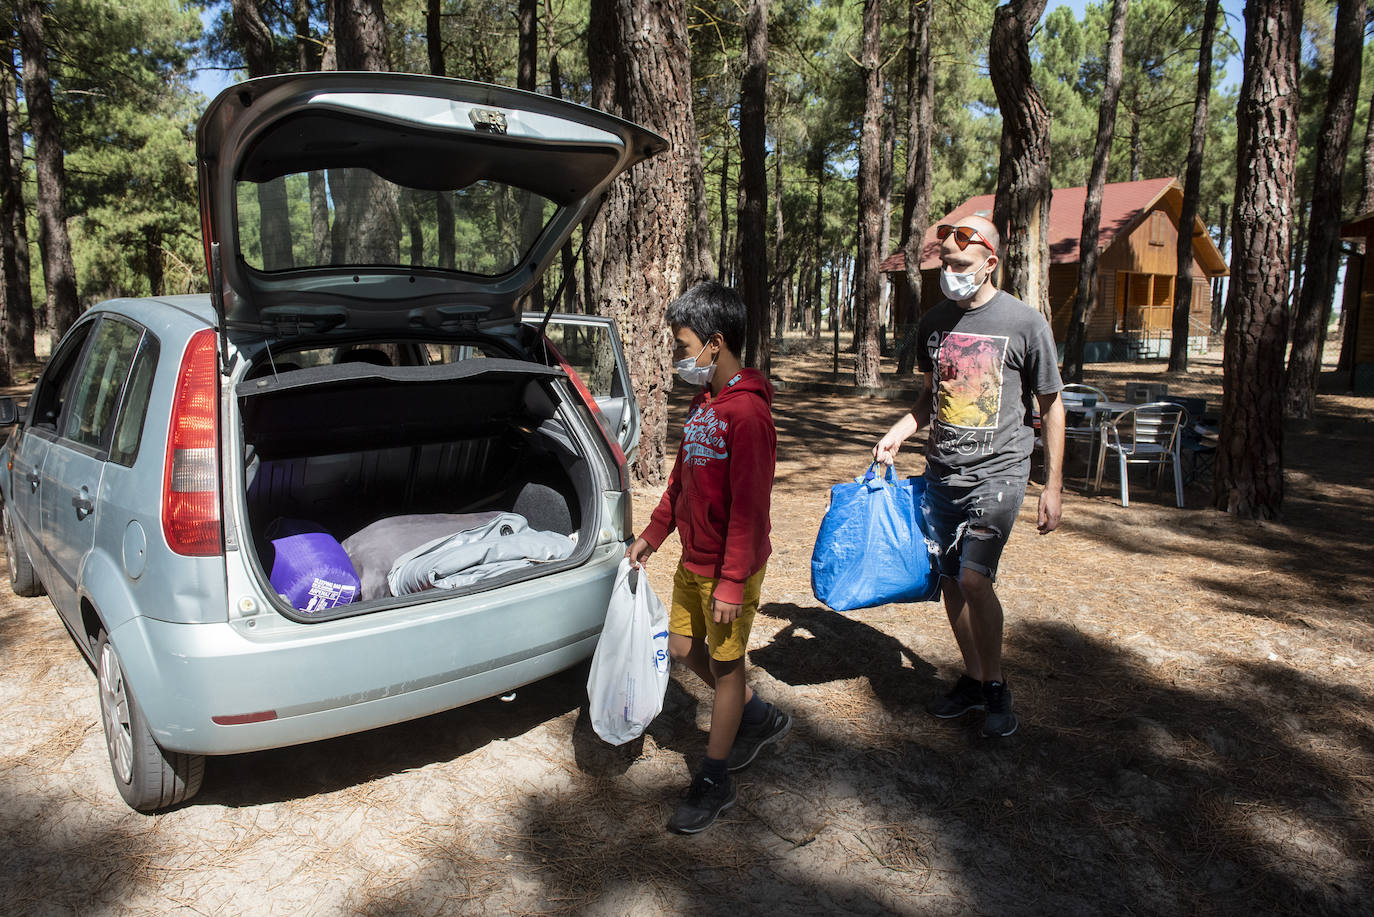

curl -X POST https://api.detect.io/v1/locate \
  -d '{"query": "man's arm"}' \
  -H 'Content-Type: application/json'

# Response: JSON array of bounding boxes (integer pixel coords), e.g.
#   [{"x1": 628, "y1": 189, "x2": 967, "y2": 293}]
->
[
  {"x1": 1035, "y1": 391, "x2": 1064, "y2": 534},
  {"x1": 874, "y1": 373, "x2": 935, "y2": 465}
]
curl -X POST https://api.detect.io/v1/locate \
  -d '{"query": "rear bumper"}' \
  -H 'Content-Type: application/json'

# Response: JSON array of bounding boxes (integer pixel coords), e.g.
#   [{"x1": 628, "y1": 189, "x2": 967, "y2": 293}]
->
[{"x1": 110, "y1": 544, "x2": 622, "y2": 755}]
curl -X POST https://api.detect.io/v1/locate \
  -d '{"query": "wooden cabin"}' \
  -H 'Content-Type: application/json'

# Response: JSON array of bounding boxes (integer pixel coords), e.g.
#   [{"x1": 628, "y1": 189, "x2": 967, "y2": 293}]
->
[
  {"x1": 879, "y1": 177, "x2": 1230, "y2": 362},
  {"x1": 1339, "y1": 212, "x2": 1374, "y2": 395}
]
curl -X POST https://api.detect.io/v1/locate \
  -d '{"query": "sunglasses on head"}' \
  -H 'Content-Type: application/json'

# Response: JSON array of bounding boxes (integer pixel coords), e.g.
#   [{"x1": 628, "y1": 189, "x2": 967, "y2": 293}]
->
[{"x1": 937, "y1": 224, "x2": 995, "y2": 252}]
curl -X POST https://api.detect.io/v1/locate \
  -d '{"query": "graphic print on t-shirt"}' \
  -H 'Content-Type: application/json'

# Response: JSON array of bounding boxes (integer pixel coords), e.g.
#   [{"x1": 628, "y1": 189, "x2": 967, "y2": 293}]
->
[{"x1": 930, "y1": 330, "x2": 1009, "y2": 455}]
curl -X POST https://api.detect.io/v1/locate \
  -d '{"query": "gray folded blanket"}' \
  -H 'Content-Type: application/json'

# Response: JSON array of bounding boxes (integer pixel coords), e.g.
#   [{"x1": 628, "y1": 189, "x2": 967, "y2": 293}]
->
[
  {"x1": 385, "y1": 512, "x2": 575, "y2": 596},
  {"x1": 341, "y1": 512, "x2": 501, "y2": 601}
]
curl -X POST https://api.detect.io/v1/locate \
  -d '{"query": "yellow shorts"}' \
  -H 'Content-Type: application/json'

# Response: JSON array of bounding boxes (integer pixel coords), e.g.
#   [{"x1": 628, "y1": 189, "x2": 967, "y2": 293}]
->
[{"x1": 669, "y1": 562, "x2": 767, "y2": 662}]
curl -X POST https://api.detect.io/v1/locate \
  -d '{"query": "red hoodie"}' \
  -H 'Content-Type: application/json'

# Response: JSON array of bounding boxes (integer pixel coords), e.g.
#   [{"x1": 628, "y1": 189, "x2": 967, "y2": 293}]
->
[{"x1": 640, "y1": 368, "x2": 776, "y2": 605}]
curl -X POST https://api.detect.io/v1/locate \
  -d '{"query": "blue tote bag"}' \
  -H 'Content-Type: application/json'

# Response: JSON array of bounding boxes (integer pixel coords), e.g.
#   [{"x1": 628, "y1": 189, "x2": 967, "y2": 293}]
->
[{"x1": 811, "y1": 463, "x2": 940, "y2": 611}]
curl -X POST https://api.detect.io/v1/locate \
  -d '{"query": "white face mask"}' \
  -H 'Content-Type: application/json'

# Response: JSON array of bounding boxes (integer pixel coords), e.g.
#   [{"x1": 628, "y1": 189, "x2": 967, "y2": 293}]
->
[
  {"x1": 675, "y1": 342, "x2": 717, "y2": 387},
  {"x1": 940, "y1": 256, "x2": 991, "y2": 302}
]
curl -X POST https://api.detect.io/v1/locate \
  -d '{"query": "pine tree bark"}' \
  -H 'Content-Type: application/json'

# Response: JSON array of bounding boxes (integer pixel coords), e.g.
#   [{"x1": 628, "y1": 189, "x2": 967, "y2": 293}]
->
[
  {"x1": 517, "y1": 0, "x2": 544, "y2": 312},
  {"x1": 739, "y1": 0, "x2": 769, "y2": 372},
  {"x1": 18, "y1": 0, "x2": 80, "y2": 342},
  {"x1": 854, "y1": 0, "x2": 884, "y2": 387},
  {"x1": 232, "y1": 0, "x2": 295, "y2": 271},
  {"x1": 332, "y1": 0, "x2": 399, "y2": 265},
  {"x1": 1167, "y1": 0, "x2": 1219, "y2": 373},
  {"x1": 587, "y1": 0, "x2": 696, "y2": 485},
  {"x1": 1063, "y1": 0, "x2": 1128, "y2": 382},
  {"x1": 812, "y1": 161, "x2": 824, "y2": 341},
  {"x1": 2, "y1": 46, "x2": 34, "y2": 363},
  {"x1": 1211, "y1": 200, "x2": 1228, "y2": 332},
  {"x1": 718, "y1": 143, "x2": 731, "y2": 285},
  {"x1": 1214, "y1": 0, "x2": 1302, "y2": 519},
  {"x1": 989, "y1": 0, "x2": 1052, "y2": 323},
  {"x1": 1, "y1": 46, "x2": 31, "y2": 373},
  {"x1": 1284, "y1": 0, "x2": 1365, "y2": 418},
  {"x1": 1337, "y1": 88, "x2": 1374, "y2": 372},
  {"x1": 897, "y1": 0, "x2": 932, "y2": 376}
]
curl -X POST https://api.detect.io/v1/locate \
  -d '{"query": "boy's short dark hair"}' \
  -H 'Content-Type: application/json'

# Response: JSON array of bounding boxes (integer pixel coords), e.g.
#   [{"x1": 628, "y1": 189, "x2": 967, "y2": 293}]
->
[{"x1": 666, "y1": 281, "x2": 746, "y2": 358}]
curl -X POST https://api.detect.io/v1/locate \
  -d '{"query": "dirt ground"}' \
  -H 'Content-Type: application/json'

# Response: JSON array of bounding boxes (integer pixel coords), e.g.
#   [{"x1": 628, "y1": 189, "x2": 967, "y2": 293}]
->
[{"x1": 1, "y1": 340, "x2": 1372, "y2": 916}]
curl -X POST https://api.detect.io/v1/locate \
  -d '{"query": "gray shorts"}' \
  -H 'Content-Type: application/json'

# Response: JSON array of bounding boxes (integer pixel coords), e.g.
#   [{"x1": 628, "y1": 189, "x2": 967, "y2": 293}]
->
[{"x1": 921, "y1": 478, "x2": 1026, "y2": 582}]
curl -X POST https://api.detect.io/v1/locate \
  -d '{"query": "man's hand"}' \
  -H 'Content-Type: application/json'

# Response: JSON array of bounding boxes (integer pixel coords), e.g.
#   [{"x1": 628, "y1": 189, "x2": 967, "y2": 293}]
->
[
  {"x1": 873, "y1": 430, "x2": 904, "y2": 466},
  {"x1": 625, "y1": 536, "x2": 654, "y2": 568},
  {"x1": 712, "y1": 596, "x2": 742, "y2": 624},
  {"x1": 1037, "y1": 485, "x2": 1062, "y2": 534}
]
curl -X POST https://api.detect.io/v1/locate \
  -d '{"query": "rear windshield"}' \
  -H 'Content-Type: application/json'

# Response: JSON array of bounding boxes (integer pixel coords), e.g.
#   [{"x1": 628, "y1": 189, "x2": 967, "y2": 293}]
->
[{"x1": 236, "y1": 169, "x2": 557, "y2": 277}]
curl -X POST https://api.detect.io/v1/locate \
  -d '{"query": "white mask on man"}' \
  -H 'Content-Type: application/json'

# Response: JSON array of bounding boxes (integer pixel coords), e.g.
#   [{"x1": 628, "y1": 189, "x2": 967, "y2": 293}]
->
[{"x1": 939, "y1": 256, "x2": 991, "y2": 302}]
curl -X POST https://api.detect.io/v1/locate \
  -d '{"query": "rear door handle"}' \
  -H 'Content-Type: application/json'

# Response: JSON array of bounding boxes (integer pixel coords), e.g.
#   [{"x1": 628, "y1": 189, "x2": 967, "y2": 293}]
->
[
  {"x1": 26, "y1": 471, "x2": 39, "y2": 492},
  {"x1": 72, "y1": 490, "x2": 94, "y2": 520}
]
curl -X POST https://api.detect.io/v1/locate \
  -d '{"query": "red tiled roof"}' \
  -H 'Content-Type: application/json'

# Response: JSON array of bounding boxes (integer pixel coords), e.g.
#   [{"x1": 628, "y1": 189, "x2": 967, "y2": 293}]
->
[{"x1": 880, "y1": 177, "x2": 1179, "y2": 273}]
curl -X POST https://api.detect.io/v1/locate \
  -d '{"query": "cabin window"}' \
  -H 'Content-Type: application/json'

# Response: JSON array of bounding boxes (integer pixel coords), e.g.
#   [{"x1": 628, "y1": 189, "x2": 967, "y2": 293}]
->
[{"x1": 1149, "y1": 211, "x2": 1167, "y2": 246}]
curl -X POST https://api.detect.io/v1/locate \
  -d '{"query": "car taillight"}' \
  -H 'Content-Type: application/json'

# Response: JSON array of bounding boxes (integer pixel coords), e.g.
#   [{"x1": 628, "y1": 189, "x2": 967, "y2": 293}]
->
[{"x1": 162, "y1": 328, "x2": 222, "y2": 556}]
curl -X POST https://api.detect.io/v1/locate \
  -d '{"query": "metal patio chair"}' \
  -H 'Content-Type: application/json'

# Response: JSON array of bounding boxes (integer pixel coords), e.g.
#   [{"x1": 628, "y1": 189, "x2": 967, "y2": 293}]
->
[{"x1": 1093, "y1": 401, "x2": 1187, "y2": 508}]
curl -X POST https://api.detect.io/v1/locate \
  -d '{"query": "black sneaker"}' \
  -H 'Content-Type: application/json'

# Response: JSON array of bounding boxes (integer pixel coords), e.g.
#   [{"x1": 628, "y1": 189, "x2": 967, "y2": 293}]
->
[
  {"x1": 980, "y1": 681, "x2": 1018, "y2": 737},
  {"x1": 727, "y1": 704, "x2": 792, "y2": 772},
  {"x1": 928, "y1": 674, "x2": 986, "y2": 719},
  {"x1": 667, "y1": 772, "x2": 737, "y2": 835}
]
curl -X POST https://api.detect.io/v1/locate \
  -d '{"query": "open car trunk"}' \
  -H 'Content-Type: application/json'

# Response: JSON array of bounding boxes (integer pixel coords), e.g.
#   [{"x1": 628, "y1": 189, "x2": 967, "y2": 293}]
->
[{"x1": 234, "y1": 358, "x2": 601, "y2": 620}]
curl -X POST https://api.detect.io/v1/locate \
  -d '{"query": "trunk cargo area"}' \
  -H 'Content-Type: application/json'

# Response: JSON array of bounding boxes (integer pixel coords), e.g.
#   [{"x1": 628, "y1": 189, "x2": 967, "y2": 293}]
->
[{"x1": 235, "y1": 359, "x2": 597, "y2": 612}]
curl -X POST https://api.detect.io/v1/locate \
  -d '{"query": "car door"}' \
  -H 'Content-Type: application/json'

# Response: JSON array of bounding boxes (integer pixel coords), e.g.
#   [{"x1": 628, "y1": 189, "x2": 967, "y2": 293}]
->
[
  {"x1": 9, "y1": 321, "x2": 98, "y2": 596},
  {"x1": 532, "y1": 313, "x2": 641, "y2": 465},
  {"x1": 39, "y1": 317, "x2": 146, "y2": 622}
]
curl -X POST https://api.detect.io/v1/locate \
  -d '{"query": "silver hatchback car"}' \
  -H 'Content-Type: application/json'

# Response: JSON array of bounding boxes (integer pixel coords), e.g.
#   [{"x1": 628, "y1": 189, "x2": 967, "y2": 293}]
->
[{"x1": 0, "y1": 74, "x2": 660, "y2": 811}]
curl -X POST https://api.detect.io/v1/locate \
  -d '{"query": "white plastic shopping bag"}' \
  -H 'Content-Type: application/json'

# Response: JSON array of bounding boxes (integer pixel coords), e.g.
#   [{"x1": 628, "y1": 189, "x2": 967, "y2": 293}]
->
[{"x1": 587, "y1": 558, "x2": 670, "y2": 744}]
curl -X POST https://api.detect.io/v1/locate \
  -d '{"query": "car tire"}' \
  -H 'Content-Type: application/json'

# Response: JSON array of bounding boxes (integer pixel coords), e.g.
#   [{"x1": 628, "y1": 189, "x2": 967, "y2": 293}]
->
[
  {"x1": 96, "y1": 629, "x2": 204, "y2": 811},
  {"x1": 3, "y1": 500, "x2": 44, "y2": 597}
]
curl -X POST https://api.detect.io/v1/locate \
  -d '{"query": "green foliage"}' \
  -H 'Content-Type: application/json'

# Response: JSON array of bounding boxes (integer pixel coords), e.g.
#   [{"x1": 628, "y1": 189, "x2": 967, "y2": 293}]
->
[{"x1": 23, "y1": 0, "x2": 206, "y2": 300}]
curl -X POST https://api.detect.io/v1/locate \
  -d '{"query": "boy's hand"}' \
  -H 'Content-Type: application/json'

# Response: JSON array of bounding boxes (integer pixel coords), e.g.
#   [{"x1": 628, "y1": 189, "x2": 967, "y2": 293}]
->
[
  {"x1": 625, "y1": 536, "x2": 654, "y2": 569},
  {"x1": 712, "y1": 597, "x2": 741, "y2": 624}
]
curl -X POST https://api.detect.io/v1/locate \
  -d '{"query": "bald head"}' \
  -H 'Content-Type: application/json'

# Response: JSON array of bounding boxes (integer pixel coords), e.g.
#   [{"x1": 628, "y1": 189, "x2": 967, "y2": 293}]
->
[{"x1": 952, "y1": 215, "x2": 999, "y2": 256}]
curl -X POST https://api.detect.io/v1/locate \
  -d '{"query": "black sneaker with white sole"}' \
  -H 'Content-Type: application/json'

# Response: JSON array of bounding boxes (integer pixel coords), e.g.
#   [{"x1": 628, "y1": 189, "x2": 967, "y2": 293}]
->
[
  {"x1": 928, "y1": 674, "x2": 986, "y2": 719},
  {"x1": 727, "y1": 704, "x2": 792, "y2": 772},
  {"x1": 667, "y1": 772, "x2": 737, "y2": 835},
  {"x1": 979, "y1": 680, "x2": 1018, "y2": 737}
]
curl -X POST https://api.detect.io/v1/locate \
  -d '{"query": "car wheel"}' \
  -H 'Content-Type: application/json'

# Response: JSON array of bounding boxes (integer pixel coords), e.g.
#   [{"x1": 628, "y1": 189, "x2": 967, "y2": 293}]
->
[
  {"x1": 96, "y1": 629, "x2": 204, "y2": 811},
  {"x1": 3, "y1": 500, "x2": 44, "y2": 597}
]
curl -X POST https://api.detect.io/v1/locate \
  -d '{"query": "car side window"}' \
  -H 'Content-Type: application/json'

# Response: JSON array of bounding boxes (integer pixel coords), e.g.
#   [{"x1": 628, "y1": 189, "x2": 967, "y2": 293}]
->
[
  {"x1": 60, "y1": 319, "x2": 145, "y2": 452},
  {"x1": 28, "y1": 322, "x2": 96, "y2": 431},
  {"x1": 108, "y1": 334, "x2": 160, "y2": 466}
]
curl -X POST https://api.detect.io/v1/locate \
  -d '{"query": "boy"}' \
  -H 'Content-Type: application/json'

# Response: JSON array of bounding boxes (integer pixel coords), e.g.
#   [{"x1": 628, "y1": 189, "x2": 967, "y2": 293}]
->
[{"x1": 627, "y1": 281, "x2": 791, "y2": 835}]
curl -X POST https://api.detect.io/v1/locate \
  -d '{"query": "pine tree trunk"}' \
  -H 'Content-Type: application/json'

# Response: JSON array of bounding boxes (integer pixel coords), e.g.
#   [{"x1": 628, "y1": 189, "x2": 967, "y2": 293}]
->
[
  {"x1": 1168, "y1": 0, "x2": 1220, "y2": 373},
  {"x1": 587, "y1": 0, "x2": 696, "y2": 485},
  {"x1": 898, "y1": 0, "x2": 932, "y2": 376},
  {"x1": 546, "y1": 40, "x2": 578, "y2": 310},
  {"x1": 989, "y1": 0, "x2": 1052, "y2": 323},
  {"x1": 854, "y1": 0, "x2": 884, "y2": 387},
  {"x1": 812, "y1": 158, "x2": 824, "y2": 340},
  {"x1": 426, "y1": 0, "x2": 445, "y2": 76},
  {"x1": 18, "y1": 0, "x2": 80, "y2": 343},
  {"x1": 1063, "y1": 0, "x2": 1128, "y2": 382},
  {"x1": 718, "y1": 143, "x2": 731, "y2": 284},
  {"x1": 2, "y1": 47, "x2": 35, "y2": 364},
  {"x1": 1214, "y1": 0, "x2": 1302, "y2": 520},
  {"x1": 772, "y1": 142, "x2": 786, "y2": 343},
  {"x1": 1338, "y1": 88, "x2": 1374, "y2": 371},
  {"x1": 738, "y1": 0, "x2": 769, "y2": 372},
  {"x1": 333, "y1": 0, "x2": 400, "y2": 265},
  {"x1": 516, "y1": 0, "x2": 545, "y2": 312},
  {"x1": 1, "y1": 48, "x2": 29, "y2": 376},
  {"x1": 1211, "y1": 200, "x2": 1228, "y2": 333},
  {"x1": 1284, "y1": 0, "x2": 1365, "y2": 418}
]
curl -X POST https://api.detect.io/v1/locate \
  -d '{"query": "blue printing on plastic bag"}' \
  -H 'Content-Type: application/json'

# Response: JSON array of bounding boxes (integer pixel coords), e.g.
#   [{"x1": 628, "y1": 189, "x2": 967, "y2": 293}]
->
[{"x1": 810, "y1": 462, "x2": 940, "y2": 611}]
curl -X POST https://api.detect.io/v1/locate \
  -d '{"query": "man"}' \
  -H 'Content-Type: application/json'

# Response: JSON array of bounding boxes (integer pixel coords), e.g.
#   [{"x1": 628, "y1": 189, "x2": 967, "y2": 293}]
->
[{"x1": 873, "y1": 215, "x2": 1065, "y2": 737}]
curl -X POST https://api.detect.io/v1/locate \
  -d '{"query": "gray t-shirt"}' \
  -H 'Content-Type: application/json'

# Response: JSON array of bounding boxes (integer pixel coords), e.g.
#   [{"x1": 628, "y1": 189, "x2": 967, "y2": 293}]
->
[{"x1": 916, "y1": 290, "x2": 1063, "y2": 487}]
